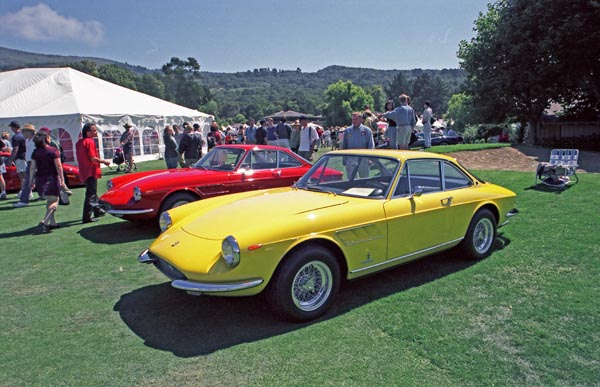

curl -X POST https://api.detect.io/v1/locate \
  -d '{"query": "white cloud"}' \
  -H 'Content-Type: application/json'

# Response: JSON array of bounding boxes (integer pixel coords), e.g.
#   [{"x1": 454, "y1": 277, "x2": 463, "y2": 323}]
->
[{"x1": 0, "y1": 3, "x2": 104, "y2": 46}]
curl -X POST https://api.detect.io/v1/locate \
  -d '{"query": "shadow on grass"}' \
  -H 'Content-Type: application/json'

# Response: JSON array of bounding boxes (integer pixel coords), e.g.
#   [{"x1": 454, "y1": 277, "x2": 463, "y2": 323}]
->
[
  {"x1": 524, "y1": 183, "x2": 575, "y2": 194},
  {"x1": 78, "y1": 220, "x2": 158, "y2": 244},
  {"x1": 115, "y1": 236, "x2": 509, "y2": 357}
]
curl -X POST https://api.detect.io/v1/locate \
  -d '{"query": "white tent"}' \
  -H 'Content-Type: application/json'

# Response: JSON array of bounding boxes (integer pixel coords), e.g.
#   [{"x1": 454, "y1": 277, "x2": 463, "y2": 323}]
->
[{"x1": 0, "y1": 67, "x2": 212, "y2": 163}]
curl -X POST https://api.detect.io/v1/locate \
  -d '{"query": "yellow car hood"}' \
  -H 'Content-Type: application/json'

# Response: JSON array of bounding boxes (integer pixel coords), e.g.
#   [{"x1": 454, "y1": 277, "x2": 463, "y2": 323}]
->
[{"x1": 181, "y1": 189, "x2": 349, "y2": 239}]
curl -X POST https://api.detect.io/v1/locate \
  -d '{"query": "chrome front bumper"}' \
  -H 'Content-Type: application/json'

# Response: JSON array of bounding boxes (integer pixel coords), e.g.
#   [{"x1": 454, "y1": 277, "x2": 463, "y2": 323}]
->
[
  {"x1": 107, "y1": 208, "x2": 154, "y2": 216},
  {"x1": 138, "y1": 249, "x2": 263, "y2": 295},
  {"x1": 501, "y1": 208, "x2": 519, "y2": 226}
]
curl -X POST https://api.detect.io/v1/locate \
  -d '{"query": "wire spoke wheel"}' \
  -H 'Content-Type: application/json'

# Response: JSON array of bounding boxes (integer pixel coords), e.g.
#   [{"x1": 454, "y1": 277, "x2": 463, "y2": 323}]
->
[
  {"x1": 269, "y1": 245, "x2": 340, "y2": 321},
  {"x1": 460, "y1": 208, "x2": 497, "y2": 260},
  {"x1": 291, "y1": 261, "x2": 333, "y2": 312},
  {"x1": 473, "y1": 217, "x2": 494, "y2": 254}
]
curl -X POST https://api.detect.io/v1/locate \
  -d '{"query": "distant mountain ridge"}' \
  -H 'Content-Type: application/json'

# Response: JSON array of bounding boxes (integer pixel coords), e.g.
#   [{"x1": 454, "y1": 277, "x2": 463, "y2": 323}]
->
[
  {"x1": 0, "y1": 46, "x2": 466, "y2": 119},
  {"x1": 0, "y1": 46, "x2": 153, "y2": 74}
]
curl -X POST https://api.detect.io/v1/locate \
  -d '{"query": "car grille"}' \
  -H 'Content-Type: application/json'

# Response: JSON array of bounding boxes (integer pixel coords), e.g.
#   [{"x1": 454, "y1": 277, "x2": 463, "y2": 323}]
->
[{"x1": 154, "y1": 256, "x2": 186, "y2": 280}]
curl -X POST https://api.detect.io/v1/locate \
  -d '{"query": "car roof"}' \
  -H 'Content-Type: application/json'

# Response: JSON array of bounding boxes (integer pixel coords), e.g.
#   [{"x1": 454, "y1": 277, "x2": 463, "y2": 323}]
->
[
  {"x1": 327, "y1": 149, "x2": 458, "y2": 163},
  {"x1": 214, "y1": 144, "x2": 291, "y2": 151}
]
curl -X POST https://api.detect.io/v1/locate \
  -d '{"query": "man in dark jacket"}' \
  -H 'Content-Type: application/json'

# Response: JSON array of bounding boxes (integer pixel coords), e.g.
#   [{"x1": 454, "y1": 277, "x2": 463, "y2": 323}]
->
[
  {"x1": 275, "y1": 118, "x2": 292, "y2": 149},
  {"x1": 178, "y1": 123, "x2": 201, "y2": 167}
]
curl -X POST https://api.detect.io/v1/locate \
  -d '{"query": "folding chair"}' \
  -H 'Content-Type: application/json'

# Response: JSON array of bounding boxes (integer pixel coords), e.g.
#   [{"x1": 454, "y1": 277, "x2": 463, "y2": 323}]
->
[{"x1": 535, "y1": 149, "x2": 579, "y2": 189}]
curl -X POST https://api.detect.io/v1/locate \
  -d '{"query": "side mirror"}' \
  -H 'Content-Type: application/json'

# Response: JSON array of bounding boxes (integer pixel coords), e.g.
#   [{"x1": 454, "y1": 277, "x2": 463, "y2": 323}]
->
[{"x1": 410, "y1": 187, "x2": 423, "y2": 198}]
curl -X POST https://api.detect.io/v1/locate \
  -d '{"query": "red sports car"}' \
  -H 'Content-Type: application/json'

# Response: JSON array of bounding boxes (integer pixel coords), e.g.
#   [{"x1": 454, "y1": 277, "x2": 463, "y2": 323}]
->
[
  {"x1": 1, "y1": 151, "x2": 83, "y2": 192},
  {"x1": 99, "y1": 145, "x2": 313, "y2": 222}
]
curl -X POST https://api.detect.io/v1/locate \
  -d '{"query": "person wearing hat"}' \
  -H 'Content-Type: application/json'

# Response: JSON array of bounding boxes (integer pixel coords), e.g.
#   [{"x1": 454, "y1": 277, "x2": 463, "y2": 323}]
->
[
  {"x1": 13, "y1": 123, "x2": 37, "y2": 207},
  {"x1": 120, "y1": 123, "x2": 135, "y2": 173}
]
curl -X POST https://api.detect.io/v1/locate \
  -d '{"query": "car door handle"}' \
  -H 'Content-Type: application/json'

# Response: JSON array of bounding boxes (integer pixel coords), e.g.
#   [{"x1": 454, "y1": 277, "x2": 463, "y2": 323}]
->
[
  {"x1": 441, "y1": 196, "x2": 453, "y2": 206},
  {"x1": 272, "y1": 170, "x2": 281, "y2": 176}
]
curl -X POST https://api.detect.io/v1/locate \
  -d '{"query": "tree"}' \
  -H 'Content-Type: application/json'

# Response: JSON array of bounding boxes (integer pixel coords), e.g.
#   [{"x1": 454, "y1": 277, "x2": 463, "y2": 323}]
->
[
  {"x1": 365, "y1": 85, "x2": 386, "y2": 112},
  {"x1": 136, "y1": 74, "x2": 165, "y2": 99},
  {"x1": 445, "y1": 92, "x2": 473, "y2": 131},
  {"x1": 68, "y1": 60, "x2": 99, "y2": 77},
  {"x1": 410, "y1": 73, "x2": 449, "y2": 115},
  {"x1": 199, "y1": 100, "x2": 218, "y2": 116},
  {"x1": 322, "y1": 81, "x2": 374, "y2": 126},
  {"x1": 458, "y1": 0, "x2": 600, "y2": 144},
  {"x1": 385, "y1": 71, "x2": 411, "y2": 103},
  {"x1": 98, "y1": 64, "x2": 137, "y2": 90},
  {"x1": 162, "y1": 57, "x2": 212, "y2": 109}
]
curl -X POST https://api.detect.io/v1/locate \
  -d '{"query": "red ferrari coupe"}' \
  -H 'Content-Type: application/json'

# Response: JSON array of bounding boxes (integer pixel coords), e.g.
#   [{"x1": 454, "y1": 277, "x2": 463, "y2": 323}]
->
[
  {"x1": 99, "y1": 145, "x2": 313, "y2": 222},
  {"x1": 0, "y1": 151, "x2": 83, "y2": 192}
]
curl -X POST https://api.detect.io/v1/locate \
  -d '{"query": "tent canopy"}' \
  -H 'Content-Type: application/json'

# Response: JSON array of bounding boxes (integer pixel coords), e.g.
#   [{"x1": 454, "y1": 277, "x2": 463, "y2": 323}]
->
[{"x1": 0, "y1": 67, "x2": 212, "y2": 163}]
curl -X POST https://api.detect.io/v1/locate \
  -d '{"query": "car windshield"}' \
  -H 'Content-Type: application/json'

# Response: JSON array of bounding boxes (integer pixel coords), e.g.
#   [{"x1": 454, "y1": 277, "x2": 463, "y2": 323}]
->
[
  {"x1": 193, "y1": 147, "x2": 245, "y2": 171},
  {"x1": 296, "y1": 154, "x2": 399, "y2": 199}
]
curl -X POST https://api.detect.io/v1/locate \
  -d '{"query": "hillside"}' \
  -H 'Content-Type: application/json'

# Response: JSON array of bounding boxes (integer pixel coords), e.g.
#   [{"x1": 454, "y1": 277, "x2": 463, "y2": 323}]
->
[
  {"x1": 0, "y1": 46, "x2": 152, "y2": 75},
  {"x1": 0, "y1": 46, "x2": 466, "y2": 120}
]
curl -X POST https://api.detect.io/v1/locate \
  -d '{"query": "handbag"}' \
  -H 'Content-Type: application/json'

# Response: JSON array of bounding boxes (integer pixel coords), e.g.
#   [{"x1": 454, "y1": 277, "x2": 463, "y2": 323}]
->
[
  {"x1": 59, "y1": 186, "x2": 72, "y2": 205},
  {"x1": 59, "y1": 189, "x2": 70, "y2": 205}
]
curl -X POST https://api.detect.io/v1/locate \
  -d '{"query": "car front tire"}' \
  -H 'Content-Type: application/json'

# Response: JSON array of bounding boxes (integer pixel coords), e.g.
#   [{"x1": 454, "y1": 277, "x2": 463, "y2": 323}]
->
[
  {"x1": 461, "y1": 208, "x2": 497, "y2": 260},
  {"x1": 160, "y1": 192, "x2": 197, "y2": 213},
  {"x1": 268, "y1": 245, "x2": 341, "y2": 322}
]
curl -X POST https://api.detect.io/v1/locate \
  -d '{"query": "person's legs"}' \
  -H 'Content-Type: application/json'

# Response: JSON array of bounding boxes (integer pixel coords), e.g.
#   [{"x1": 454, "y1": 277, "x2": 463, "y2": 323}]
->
[
  {"x1": 82, "y1": 177, "x2": 95, "y2": 222},
  {"x1": 42, "y1": 195, "x2": 59, "y2": 225},
  {"x1": 387, "y1": 127, "x2": 398, "y2": 149},
  {"x1": 0, "y1": 168, "x2": 6, "y2": 199},
  {"x1": 15, "y1": 161, "x2": 31, "y2": 205},
  {"x1": 397, "y1": 125, "x2": 411, "y2": 150},
  {"x1": 165, "y1": 157, "x2": 178, "y2": 169},
  {"x1": 423, "y1": 125, "x2": 432, "y2": 148}
]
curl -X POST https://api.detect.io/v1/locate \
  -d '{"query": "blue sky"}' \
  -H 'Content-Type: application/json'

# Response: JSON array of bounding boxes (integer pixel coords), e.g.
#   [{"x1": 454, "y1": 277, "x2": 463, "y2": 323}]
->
[{"x1": 0, "y1": 0, "x2": 489, "y2": 73}]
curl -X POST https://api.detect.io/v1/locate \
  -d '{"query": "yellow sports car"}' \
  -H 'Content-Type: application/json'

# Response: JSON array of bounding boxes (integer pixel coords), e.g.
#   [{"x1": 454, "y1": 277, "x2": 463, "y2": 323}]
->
[{"x1": 139, "y1": 150, "x2": 518, "y2": 321}]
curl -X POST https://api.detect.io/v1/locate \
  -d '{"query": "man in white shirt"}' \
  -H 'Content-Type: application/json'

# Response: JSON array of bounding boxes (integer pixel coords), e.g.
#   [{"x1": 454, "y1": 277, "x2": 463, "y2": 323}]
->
[
  {"x1": 422, "y1": 101, "x2": 433, "y2": 149},
  {"x1": 297, "y1": 117, "x2": 319, "y2": 161}
]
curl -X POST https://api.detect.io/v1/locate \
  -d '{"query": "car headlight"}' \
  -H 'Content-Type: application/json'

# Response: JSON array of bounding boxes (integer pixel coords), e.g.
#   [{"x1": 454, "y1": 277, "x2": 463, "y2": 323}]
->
[
  {"x1": 107, "y1": 180, "x2": 113, "y2": 190},
  {"x1": 133, "y1": 186, "x2": 142, "y2": 202},
  {"x1": 159, "y1": 212, "x2": 172, "y2": 232},
  {"x1": 221, "y1": 236, "x2": 240, "y2": 267}
]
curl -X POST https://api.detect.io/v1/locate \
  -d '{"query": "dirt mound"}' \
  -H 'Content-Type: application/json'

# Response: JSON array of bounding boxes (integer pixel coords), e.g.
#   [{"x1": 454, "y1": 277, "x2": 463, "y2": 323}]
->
[{"x1": 450, "y1": 146, "x2": 600, "y2": 173}]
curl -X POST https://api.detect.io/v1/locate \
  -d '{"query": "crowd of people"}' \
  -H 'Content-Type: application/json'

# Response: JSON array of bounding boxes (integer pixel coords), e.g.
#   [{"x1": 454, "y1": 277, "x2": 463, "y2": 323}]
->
[
  {"x1": 1, "y1": 121, "x2": 76, "y2": 232},
  {"x1": 1, "y1": 92, "x2": 445, "y2": 232}
]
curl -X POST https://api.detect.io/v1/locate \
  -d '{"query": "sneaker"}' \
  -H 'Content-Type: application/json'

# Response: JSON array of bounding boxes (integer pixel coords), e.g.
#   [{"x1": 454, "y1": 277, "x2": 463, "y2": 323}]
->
[
  {"x1": 0, "y1": 193, "x2": 6, "y2": 200},
  {"x1": 13, "y1": 201, "x2": 29, "y2": 208}
]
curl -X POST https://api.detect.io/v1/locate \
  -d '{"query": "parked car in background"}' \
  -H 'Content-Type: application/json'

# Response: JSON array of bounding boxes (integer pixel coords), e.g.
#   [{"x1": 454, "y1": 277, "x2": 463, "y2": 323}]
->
[
  {"x1": 0, "y1": 151, "x2": 83, "y2": 192},
  {"x1": 139, "y1": 149, "x2": 518, "y2": 321},
  {"x1": 99, "y1": 145, "x2": 313, "y2": 222},
  {"x1": 410, "y1": 132, "x2": 464, "y2": 148}
]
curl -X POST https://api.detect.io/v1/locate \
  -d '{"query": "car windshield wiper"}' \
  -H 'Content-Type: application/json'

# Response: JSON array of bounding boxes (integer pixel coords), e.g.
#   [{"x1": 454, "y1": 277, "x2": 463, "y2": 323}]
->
[{"x1": 301, "y1": 184, "x2": 334, "y2": 194}]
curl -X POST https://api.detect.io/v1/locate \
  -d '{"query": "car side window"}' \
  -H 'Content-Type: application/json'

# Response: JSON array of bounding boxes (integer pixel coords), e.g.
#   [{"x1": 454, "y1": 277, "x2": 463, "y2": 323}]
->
[
  {"x1": 393, "y1": 164, "x2": 411, "y2": 197},
  {"x1": 407, "y1": 159, "x2": 442, "y2": 194},
  {"x1": 278, "y1": 151, "x2": 301, "y2": 168},
  {"x1": 244, "y1": 150, "x2": 278, "y2": 170},
  {"x1": 443, "y1": 161, "x2": 473, "y2": 189}
]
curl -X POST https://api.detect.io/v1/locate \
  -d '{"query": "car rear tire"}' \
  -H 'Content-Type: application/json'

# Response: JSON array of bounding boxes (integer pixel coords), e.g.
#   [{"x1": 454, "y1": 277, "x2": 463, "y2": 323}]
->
[
  {"x1": 160, "y1": 192, "x2": 197, "y2": 213},
  {"x1": 439, "y1": 141, "x2": 449, "y2": 145},
  {"x1": 460, "y1": 208, "x2": 497, "y2": 260},
  {"x1": 268, "y1": 245, "x2": 340, "y2": 322}
]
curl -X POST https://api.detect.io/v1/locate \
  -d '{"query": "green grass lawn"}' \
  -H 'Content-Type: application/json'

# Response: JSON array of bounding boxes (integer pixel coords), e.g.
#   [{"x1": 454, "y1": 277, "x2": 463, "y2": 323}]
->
[{"x1": 1, "y1": 154, "x2": 598, "y2": 386}]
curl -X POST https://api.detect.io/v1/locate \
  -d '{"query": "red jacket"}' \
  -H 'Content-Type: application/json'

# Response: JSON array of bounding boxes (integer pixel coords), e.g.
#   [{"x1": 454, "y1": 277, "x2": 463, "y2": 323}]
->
[{"x1": 76, "y1": 137, "x2": 102, "y2": 180}]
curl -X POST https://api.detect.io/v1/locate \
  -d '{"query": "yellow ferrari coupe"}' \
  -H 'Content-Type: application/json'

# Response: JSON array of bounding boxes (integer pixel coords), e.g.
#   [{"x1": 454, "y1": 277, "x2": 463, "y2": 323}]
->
[{"x1": 139, "y1": 149, "x2": 518, "y2": 321}]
